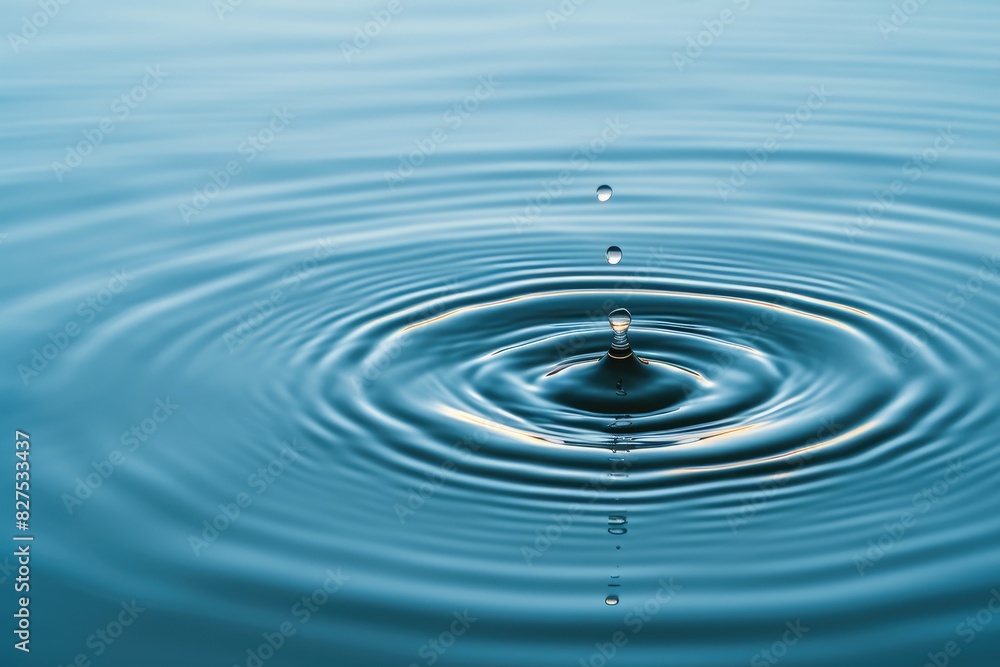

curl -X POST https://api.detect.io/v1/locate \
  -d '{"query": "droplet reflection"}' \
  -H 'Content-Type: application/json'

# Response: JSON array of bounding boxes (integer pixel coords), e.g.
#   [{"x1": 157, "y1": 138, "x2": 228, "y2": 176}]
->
[{"x1": 608, "y1": 308, "x2": 631, "y2": 356}]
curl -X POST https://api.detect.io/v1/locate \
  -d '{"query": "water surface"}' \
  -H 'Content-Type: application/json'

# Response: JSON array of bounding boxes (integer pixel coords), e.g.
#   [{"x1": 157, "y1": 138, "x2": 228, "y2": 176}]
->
[{"x1": 2, "y1": 0, "x2": 999, "y2": 665}]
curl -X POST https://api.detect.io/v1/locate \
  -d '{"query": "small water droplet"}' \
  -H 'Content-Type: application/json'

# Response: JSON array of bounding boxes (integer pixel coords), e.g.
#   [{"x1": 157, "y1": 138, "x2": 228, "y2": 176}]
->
[
  {"x1": 596, "y1": 184, "x2": 613, "y2": 202},
  {"x1": 605, "y1": 595, "x2": 619, "y2": 605},
  {"x1": 606, "y1": 246, "x2": 622, "y2": 265},
  {"x1": 609, "y1": 309, "x2": 630, "y2": 333},
  {"x1": 608, "y1": 515, "x2": 628, "y2": 525},
  {"x1": 608, "y1": 527, "x2": 628, "y2": 535}
]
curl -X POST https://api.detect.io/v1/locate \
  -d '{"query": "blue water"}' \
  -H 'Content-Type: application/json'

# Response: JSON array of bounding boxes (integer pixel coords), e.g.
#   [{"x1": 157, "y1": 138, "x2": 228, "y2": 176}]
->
[{"x1": 3, "y1": 0, "x2": 1000, "y2": 665}]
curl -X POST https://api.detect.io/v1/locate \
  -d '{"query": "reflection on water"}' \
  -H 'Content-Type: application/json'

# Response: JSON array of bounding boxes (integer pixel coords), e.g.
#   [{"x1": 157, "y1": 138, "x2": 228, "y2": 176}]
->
[{"x1": 2, "y1": 0, "x2": 1000, "y2": 665}]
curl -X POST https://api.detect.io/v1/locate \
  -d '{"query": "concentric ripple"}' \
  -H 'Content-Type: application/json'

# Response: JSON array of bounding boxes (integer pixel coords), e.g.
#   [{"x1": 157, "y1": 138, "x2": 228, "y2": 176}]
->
[{"x1": 315, "y1": 266, "x2": 954, "y2": 491}]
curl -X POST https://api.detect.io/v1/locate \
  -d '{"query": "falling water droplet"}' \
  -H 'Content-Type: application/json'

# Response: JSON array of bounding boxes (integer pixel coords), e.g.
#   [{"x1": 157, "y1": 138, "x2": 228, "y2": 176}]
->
[
  {"x1": 605, "y1": 595, "x2": 619, "y2": 606},
  {"x1": 606, "y1": 246, "x2": 622, "y2": 265},
  {"x1": 608, "y1": 309, "x2": 631, "y2": 356},
  {"x1": 596, "y1": 184, "x2": 613, "y2": 202},
  {"x1": 608, "y1": 515, "x2": 628, "y2": 525},
  {"x1": 608, "y1": 527, "x2": 628, "y2": 535},
  {"x1": 609, "y1": 309, "x2": 630, "y2": 334}
]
